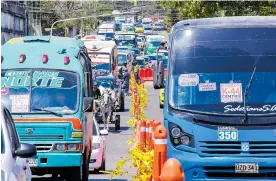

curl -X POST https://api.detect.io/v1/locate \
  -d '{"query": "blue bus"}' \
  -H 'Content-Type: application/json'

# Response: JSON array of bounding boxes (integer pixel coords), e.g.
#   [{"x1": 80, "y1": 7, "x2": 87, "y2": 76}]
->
[{"x1": 160, "y1": 16, "x2": 276, "y2": 181}]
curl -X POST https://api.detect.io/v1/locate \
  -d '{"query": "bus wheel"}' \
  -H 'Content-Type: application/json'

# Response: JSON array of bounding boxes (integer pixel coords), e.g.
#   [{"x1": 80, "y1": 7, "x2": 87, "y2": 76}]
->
[
  {"x1": 64, "y1": 167, "x2": 81, "y2": 181},
  {"x1": 81, "y1": 149, "x2": 90, "y2": 181},
  {"x1": 115, "y1": 115, "x2": 120, "y2": 131}
]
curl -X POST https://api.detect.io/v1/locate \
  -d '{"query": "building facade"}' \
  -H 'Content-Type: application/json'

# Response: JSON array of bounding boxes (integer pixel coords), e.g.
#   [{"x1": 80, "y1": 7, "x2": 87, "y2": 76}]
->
[{"x1": 1, "y1": 1, "x2": 28, "y2": 45}]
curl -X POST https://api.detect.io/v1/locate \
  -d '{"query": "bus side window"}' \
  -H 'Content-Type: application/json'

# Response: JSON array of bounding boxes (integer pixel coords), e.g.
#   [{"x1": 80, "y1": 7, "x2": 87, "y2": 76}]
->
[{"x1": 79, "y1": 53, "x2": 92, "y2": 97}]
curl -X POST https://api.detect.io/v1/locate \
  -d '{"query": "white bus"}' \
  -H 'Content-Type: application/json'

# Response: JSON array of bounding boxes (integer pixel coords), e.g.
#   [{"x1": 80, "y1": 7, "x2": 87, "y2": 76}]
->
[
  {"x1": 98, "y1": 23, "x2": 115, "y2": 40},
  {"x1": 84, "y1": 40, "x2": 118, "y2": 76}
]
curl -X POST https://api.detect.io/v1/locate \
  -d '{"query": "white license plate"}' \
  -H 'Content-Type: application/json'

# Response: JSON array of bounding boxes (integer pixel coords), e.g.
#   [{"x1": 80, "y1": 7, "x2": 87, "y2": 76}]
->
[
  {"x1": 27, "y1": 159, "x2": 37, "y2": 167},
  {"x1": 235, "y1": 163, "x2": 259, "y2": 173}
]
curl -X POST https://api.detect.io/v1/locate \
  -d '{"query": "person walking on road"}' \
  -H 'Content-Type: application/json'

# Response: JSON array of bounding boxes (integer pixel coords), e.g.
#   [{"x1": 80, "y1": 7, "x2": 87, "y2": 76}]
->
[{"x1": 123, "y1": 69, "x2": 130, "y2": 96}]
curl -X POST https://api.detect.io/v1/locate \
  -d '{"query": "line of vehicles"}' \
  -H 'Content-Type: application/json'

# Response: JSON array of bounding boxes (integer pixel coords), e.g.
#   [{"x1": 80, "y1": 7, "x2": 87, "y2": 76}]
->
[{"x1": 0, "y1": 15, "x2": 169, "y2": 181}]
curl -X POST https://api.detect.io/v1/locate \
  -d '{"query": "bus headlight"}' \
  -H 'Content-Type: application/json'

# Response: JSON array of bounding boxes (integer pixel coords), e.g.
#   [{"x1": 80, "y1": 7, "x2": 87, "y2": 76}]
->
[
  {"x1": 171, "y1": 127, "x2": 181, "y2": 138},
  {"x1": 169, "y1": 122, "x2": 194, "y2": 147},
  {"x1": 180, "y1": 135, "x2": 190, "y2": 145}
]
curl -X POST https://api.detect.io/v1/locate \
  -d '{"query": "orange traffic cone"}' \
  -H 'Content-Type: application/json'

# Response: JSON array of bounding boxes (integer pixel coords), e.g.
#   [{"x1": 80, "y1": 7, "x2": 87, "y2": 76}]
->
[
  {"x1": 161, "y1": 158, "x2": 185, "y2": 181},
  {"x1": 153, "y1": 124, "x2": 167, "y2": 181}
]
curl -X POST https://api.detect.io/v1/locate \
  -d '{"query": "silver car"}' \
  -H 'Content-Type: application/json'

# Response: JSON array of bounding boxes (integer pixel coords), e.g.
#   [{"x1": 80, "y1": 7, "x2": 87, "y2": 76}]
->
[{"x1": 1, "y1": 104, "x2": 37, "y2": 181}]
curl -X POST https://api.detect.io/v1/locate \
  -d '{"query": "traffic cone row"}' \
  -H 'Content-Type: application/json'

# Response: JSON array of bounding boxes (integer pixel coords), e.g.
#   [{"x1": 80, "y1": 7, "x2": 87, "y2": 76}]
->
[{"x1": 130, "y1": 71, "x2": 185, "y2": 181}]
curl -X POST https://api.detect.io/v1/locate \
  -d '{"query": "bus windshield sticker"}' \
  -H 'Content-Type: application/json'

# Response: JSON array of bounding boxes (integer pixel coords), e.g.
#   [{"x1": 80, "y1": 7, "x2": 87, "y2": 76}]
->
[
  {"x1": 178, "y1": 74, "x2": 199, "y2": 87},
  {"x1": 199, "y1": 82, "x2": 216, "y2": 91},
  {"x1": 2, "y1": 70, "x2": 65, "y2": 88},
  {"x1": 9, "y1": 94, "x2": 30, "y2": 113},
  {"x1": 218, "y1": 126, "x2": 238, "y2": 141},
  {"x1": 1, "y1": 88, "x2": 9, "y2": 95},
  {"x1": 220, "y1": 83, "x2": 243, "y2": 103}
]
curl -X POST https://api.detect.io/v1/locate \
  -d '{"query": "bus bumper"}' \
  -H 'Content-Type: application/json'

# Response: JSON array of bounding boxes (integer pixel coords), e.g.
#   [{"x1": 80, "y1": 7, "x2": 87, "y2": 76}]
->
[
  {"x1": 29, "y1": 152, "x2": 82, "y2": 167},
  {"x1": 168, "y1": 147, "x2": 276, "y2": 181}
]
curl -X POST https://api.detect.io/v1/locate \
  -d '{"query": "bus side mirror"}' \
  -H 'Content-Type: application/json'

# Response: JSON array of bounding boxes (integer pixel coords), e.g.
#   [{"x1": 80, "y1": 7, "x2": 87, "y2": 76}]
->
[{"x1": 83, "y1": 97, "x2": 93, "y2": 112}]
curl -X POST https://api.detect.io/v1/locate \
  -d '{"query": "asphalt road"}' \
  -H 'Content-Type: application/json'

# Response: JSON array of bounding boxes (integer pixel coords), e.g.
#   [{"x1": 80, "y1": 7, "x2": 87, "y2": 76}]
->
[{"x1": 32, "y1": 82, "x2": 163, "y2": 181}]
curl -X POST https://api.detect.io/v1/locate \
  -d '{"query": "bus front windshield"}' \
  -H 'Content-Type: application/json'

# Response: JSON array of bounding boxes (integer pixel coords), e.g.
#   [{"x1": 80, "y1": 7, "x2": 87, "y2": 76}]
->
[
  {"x1": 170, "y1": 27, "x2": 276, "y2": 116},
  {"x1": 115, "y1": 35, "x2": 136, "y2": 46},
  {"x1": 1, "y1": 70, "x2": 79, "y2": 114},
  {"x1": 118, "y1": 54, "x2": 127, "y2": 65}
]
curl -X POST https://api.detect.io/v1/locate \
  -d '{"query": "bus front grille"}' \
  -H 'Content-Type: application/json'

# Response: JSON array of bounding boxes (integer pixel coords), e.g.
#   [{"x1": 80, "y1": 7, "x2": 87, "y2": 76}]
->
[
  {"x1": 33, "y1": 143, "x2": 53, "y2": 152},
  {"x1": 20, "y1": 134, "x2": 64, "y2": 141},
  {"x1": 199, "y1": 141, "x2": 241, "y2": 155},
  {"x1": 249, "y1": 141, "x2": 276, "y2": 155},
  {"x1": 199, "y1": 141, "x2": 276, "y2": 155},
  {"x1": 204, "y1": 166, "x2": 276, "y2": 178}
]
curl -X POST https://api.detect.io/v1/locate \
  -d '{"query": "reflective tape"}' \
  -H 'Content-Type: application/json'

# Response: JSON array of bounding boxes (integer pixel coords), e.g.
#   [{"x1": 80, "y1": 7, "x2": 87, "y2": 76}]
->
[
  {"x1": 154, "y1": 139, "x2": 167, "y2": 145},
  {"x1": 146, "y1": 127, "x2": 149, "y2": 133},
  {"x1": 140, "y1": 127, "x2": 146, "y2": 132},
  {"x1": 149, "y1": 127, "x2": 153, "y2": 133}
]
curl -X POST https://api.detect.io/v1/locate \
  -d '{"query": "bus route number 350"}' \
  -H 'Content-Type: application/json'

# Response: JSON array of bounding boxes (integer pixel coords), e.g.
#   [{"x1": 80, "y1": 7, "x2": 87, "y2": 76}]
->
[{"x1": 218, "y1": 127, "x2": 238, "y2": 141}]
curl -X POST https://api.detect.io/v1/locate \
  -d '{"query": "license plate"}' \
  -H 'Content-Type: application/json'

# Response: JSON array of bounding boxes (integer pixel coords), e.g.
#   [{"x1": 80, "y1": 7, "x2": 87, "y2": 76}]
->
[
  {"x1": 235, "y1": 163, "x2": 259, "y2": 173},
  {"x1": 27, "y1": 159, "x2": 37, "y2": 167}
]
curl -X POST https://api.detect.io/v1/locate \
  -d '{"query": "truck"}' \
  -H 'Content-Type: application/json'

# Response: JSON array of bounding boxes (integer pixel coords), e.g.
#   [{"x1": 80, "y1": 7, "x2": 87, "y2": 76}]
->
[
  {"x1": 155, "y1": 16, "x2": 276, "y2": 181},
  {"x1": 1, "y1": 36, "x2": 94, "y2": 181}
]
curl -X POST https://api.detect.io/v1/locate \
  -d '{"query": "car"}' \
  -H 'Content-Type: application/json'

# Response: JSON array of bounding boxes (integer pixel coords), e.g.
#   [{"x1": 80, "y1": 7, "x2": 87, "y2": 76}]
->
[
  {"x1": 89, "y1": 118, "x2": 108, "y2": 173},
  {"x1": 95, "y1": 75, "x2": 125, "y2": 112},
  {"x1": 134, "y1": 24, "x2": 144, "y2": 33},
  {"x1": 1, "y1": 103, "x2": 37, "y2": 181},
  {"x1": 159, "y1": 88, "x2": 165, "y2": 108}
]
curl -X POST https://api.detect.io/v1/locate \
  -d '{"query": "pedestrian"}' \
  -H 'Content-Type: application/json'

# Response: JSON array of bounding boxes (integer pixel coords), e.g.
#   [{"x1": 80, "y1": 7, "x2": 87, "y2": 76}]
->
[{"x1": 123, "y1": 69, "x2": 130, "y2": 96}]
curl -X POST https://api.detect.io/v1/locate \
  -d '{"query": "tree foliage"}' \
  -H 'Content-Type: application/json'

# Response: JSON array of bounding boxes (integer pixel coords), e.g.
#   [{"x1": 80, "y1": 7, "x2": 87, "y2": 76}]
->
[
  {"x1": 156, "y1": 0, "x2": 276, "y2": 28},
  {"x1": 40, "y1": 0, "x2": 113, "y2": 35}
]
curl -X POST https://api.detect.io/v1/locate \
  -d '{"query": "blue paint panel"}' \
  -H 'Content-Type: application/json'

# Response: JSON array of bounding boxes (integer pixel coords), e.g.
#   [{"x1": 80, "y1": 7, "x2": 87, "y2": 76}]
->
[{"x1": 33, "y1": 152, "x2": 82, "y2": 167}]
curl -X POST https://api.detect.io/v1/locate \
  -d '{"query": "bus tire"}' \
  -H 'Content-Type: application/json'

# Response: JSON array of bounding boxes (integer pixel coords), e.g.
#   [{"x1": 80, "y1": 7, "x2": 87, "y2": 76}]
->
[
  {"x1": 81, "y1": 149, "x2": 90, "y2": 181},
  {"x1": 120, "y1": 96, "x2": 125, "y2": 112},
  {"x1": 115, "y1": 115, "x2": 120, "y2": 131},
  {"x1": 65, "y1": 167, "x2": 81, "y2": 181}
]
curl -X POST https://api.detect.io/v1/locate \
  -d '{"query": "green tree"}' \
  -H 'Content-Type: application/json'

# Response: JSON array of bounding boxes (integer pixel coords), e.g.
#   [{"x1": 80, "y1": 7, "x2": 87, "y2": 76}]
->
[{"x1": 156, "y1": 0, "x2": 276, "y2": 28}]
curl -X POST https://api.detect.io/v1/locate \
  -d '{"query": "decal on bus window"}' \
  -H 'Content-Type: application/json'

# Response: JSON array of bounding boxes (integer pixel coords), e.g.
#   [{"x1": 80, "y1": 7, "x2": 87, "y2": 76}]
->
[
  {"x1": 9, "y1": 94, "x2": 30, "y2": 112},
  {"x1": 220, "y1": 83, "x2": 243, "y2": 103},
  {"x1": 1, "y1": 88, "x2": 9, "y2": 95},
  {"x1": 178, "y1": 74, "x2": 199, "y2": 87},
  {"x1": 218, "y1": 126, "x2": 238, "y2": 141},
  {"x1": 198, "y1": 82, "x2": 216, "y2": 91},
  {"x1": 1, "y1": 70, "x2": 65, "y2": 88}
]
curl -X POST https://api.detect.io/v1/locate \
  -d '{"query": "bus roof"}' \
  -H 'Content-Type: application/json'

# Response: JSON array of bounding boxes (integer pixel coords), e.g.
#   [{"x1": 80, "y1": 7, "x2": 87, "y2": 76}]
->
[
  {"x1": 1, "y1": 36, "x2": 84, "y2": 72},
  {"x1": 115, "y1": 31, "x2": 136, "y2": 35},
  {"x1": 172, "y1": 16, "x2": 276, "y2": 32},
  {"x1": 81, "y1": 35, "x2": 105, "y2": 41},
  {"x1": 99, "y1": 23, "x2": 115, "y2": 29},
  {"x1": 84, "y1": 41, "x2": 116, "y2": 54}
]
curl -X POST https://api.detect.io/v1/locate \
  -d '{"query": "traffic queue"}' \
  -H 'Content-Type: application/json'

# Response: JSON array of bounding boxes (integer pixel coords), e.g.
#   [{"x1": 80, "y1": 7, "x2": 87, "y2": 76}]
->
[{"x1": 0, "y1": 16, "x2": 168, "y2": 181}]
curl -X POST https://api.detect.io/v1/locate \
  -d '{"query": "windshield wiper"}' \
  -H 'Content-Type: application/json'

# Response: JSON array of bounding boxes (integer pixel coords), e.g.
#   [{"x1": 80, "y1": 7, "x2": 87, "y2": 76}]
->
[
  {"x1": 241, "y1": 67, "x2": 257, "y2": 124},
  {"x1": 32, "y1": 108, "x2": 62, "y2": 117}
]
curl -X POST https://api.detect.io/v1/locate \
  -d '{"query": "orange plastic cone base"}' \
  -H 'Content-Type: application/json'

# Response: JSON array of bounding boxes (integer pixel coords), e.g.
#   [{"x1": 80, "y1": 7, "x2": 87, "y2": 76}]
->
[{"x1": 160, "y1": 158, "x2": 185, "y2": 181}]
